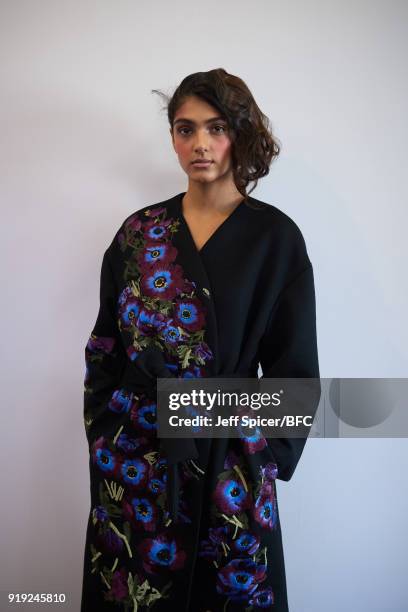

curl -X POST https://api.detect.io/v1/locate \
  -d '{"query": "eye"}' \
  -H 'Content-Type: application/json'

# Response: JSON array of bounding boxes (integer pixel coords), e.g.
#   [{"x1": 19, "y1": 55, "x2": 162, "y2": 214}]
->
[
  {"x1": 212, "y1": 124, "x2": 227, "y2": 133},
  {"x1": 176, "y1": 124, "x2": 227, "y2": 136}
]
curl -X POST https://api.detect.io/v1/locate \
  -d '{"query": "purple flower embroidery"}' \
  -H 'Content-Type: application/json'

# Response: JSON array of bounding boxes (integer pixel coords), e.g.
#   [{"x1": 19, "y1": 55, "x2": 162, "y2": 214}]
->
[
  {"x1": 259, "y1": 481, "x2": 273, "y2": 497},
  {"x1": 95, "y1": 527, "x2": 124, "y2": 556},
  {"x1": 108, "y1": 389, "x2": 134, "y2": 414},
  {"x1": 216, "y1": 558, "x2": 267, "y2": 600},
  {"x1": 85, "y1": 203, "x2": 218, "y2": 604},
  {"x1": 182, "y1": 278, "x2": 196, "y2": 293},
  {"x1": 198, "y1": 525, "x2": 231, "y2": 560},
  {"x1": 138, "y1": 534, "x2": 187, "y2": 574},
  {"x1": 249, "y1": 587, "x2": 275, "y2": 608},
  {"x1": 93, "y1": 505, "x2": 109, "y2": 523},
  {"x1": 140, "y1": 262, "x2": 188, "y2": 300},
  {"x1": 86, "y1": 335, "x2": 115, "y2": 354},
  {"x1": 173, "y1": 297, "x2": 206, "y2": 332},
  {"x1": 261, "y1": 462, "x2": 278, "y2": 481},
  {"x1": 194, "y1": 341, "x2": 213, "y2": 362},
  {"x1": 137, "y1": 242, "x2": 177, "y2": 269},
  {"x1": 213, "y1": 478, "x2": 251, "y2": 515},
  {"x1": 147, "y1": 206, "x2": 166, "y2": 218},
  {"x1": 159, "y1": 320, "x2": 183, "y2": 345},
  {"x1": 148, "y1": 478, "x2": 166, "y2": 495},
  {"x1": 143, "y1": 218, "x2": 172, "y2": 241},
  {"x1": 116, "y1": 208, "x2": 214, "y2": 376},
  {"x1": 230, "y1": 531, "x2": 260, "y2": 556},
  {"x1": 136, "y1": 307, "x2": 167, "y2": 336},
  {"x1": 118, "y1": 284, "x2": 133, "y2": 306},
  {"x1": 123, "y1": 495, "x2": 158, "y2": 532},
  {"x1": 120, "y1": 457, "x2": 149, "y2": 488},
  {"x1": 92, "y1": 437, "x2": 117, "y2": 475},
  {"x1": 105, "y1": 567, "x2": 129, "y2": 601},
  {"x1": 116, "y1": 432, "x2": 144, "y2": 453},
  {"x1": 238, "y1": 424, "x2": 267, "y2": 454},
  {"x1": 254, "y1": 495, "x2": 277, "y2": 530},
  {"x1": 118, "y1": 294, "x2": 143, "y2": 328},
  {"x1": 131, "y1": 400, "x2": 157, "y2": 434},
  {"x1": 125, "y1": 214, "x2": 142, "y2": 233}
]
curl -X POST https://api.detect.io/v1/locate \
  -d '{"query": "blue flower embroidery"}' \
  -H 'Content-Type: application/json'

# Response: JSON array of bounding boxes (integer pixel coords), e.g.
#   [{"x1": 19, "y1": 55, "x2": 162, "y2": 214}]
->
[{"x1": 120, "y1": 458, "x2": 148, "y2": 487}]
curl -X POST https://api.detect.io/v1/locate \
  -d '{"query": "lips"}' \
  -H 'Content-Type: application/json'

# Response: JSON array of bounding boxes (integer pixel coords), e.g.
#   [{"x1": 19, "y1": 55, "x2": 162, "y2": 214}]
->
[{"x1": 192, "y1": 160, "x2": 213, "y2": 167}]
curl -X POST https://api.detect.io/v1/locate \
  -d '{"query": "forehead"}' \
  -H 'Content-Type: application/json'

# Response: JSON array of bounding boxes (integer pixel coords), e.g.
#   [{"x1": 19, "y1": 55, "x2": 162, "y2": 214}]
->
[{"x1": 173, "y1": 96, "x2": 226, "y2": 125}]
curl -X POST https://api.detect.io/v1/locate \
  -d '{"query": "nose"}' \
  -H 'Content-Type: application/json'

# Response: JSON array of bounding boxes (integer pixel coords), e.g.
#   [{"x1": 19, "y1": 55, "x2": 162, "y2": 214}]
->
[{"x1": 194, "y1": 128, "x2": 210, "y2": 151}]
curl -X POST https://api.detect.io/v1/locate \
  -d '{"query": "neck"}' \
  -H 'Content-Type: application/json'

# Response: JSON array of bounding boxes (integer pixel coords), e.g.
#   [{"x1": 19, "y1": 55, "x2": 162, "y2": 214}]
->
[{"x1": 183, "y1": 181, "x2": 245, "y2": 215}]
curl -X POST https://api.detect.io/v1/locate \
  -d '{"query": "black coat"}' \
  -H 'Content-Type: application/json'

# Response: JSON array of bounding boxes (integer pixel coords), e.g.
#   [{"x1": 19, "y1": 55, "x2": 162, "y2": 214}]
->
[{"x1": 81, "y1": 191, "x2": 320, "y2": 611}]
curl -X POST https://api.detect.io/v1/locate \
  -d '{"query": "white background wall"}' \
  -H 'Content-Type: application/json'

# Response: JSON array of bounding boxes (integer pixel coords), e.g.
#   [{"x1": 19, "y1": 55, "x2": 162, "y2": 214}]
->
[{"x1": 1, "y1": 1, "x2": 407, "y2": 610}]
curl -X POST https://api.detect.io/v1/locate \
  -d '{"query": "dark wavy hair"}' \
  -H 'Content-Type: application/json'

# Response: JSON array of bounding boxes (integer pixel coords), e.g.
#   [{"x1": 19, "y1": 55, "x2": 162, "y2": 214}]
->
[{"x1": 152, "y1": 68, "x2": 281, "y2": 207}]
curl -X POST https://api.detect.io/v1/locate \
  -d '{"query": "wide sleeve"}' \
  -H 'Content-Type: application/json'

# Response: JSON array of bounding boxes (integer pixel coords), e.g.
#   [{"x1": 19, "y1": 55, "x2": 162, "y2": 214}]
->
[
  {"x1": 83, "y1": 245, "x2": 127, "y2": 444},
  {"x1": 258, "y1": 263, "x2": 320, "y2": 481}
]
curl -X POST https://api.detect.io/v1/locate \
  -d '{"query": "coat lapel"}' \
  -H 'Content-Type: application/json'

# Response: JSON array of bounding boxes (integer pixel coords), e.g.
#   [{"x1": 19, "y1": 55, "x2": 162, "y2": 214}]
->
[{"x1": 167, "y1": 192, "x2": 220, "y2": 376}]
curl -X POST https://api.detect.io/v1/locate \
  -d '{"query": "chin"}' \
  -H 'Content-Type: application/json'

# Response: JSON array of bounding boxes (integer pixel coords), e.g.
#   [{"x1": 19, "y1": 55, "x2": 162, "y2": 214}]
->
[{"x1": 191, "y1": 176, "x2": 217, "y2": 184}]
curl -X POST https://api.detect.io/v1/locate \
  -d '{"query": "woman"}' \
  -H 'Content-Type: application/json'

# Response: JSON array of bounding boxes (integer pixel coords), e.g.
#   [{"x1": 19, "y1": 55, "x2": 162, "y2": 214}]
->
[{"x1": 81, "y1": 68, "x2": 320, "y2": 611}]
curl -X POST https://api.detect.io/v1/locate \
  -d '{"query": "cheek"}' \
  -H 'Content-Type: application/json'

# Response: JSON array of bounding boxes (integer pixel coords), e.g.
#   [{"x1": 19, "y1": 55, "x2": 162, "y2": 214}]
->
[
  {"x1": 214, "y1": 138, "x2": 232, "y2": 161},
  {"x1": 174, "y1": 140, "x2": 190, "y2": 162}
]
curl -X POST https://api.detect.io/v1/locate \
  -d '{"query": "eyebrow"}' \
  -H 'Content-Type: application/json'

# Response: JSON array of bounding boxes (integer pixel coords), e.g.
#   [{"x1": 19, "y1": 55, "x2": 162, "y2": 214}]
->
[{"x1": 173, "y1": 116, "x2": 226, "y2": 126}]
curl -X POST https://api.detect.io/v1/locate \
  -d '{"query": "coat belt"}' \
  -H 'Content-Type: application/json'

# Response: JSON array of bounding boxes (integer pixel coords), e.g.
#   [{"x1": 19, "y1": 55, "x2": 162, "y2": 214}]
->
[{"x1": 119, "y1": 344, "x2": 257, "y2": 522}]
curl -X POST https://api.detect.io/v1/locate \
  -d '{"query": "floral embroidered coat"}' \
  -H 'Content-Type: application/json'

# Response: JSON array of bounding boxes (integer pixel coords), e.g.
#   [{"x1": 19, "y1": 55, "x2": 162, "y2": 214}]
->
[{"x1": 80, "y1": 191, "x2": 320, "y2": 612}]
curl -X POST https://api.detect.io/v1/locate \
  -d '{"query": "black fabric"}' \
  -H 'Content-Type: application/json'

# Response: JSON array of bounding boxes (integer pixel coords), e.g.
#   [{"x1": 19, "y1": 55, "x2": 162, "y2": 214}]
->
[{"x1": 81, "y1": 191, "x2": 320, "y2": 611}]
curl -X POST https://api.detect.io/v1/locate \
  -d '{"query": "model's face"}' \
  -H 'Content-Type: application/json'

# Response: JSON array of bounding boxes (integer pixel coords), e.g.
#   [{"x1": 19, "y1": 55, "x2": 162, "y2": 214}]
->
[{"x1": 170, "y1": 96, "x2": 234, "y2": 184}]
